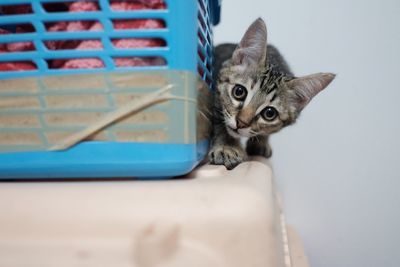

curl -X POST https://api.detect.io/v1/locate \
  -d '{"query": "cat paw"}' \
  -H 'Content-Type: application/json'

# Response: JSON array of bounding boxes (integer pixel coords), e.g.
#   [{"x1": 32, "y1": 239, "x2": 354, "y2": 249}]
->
[{"x1": 208, "y1": 145, "x2": 246, "y2": 170}]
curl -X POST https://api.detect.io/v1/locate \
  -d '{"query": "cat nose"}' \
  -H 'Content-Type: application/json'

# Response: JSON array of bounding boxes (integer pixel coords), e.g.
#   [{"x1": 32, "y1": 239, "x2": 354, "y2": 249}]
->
[{"x1": 236, "y1": 118, "x2": 249, "y2": 129}]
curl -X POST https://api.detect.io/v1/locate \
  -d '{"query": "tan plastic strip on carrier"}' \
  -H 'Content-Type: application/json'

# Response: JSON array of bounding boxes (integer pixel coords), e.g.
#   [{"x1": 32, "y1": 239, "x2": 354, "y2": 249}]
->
[{"x1": 49, "y1": 84, "x2": 195, "y2": 151}]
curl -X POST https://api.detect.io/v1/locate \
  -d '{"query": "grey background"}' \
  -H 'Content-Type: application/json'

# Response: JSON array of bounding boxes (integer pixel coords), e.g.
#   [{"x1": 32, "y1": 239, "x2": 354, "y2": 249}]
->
[{"x1": 214, "y1": 0, "x2": 400, "y2": 266}]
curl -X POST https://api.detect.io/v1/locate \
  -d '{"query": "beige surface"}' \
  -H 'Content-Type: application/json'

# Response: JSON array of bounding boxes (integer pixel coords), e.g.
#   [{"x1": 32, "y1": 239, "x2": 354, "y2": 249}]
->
[
  {"x1": 0, "y1": 158, "x2": 308, "y2": 267},
  {"x1": 287, "y1": 226, "x2": 310, "y2": 267}
]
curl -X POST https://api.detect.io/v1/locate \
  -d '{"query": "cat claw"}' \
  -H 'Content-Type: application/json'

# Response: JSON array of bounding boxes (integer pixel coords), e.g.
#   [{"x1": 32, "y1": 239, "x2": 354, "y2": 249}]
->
[{"x1": 208, "y1": 145, "x2": 246, "y2": 170}]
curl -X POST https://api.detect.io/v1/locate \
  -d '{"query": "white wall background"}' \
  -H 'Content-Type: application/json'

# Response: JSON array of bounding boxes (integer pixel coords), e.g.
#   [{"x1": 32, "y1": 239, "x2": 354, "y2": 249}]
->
[{"x1": 214, "y1": 0, "x2": 400, "y2": 266}]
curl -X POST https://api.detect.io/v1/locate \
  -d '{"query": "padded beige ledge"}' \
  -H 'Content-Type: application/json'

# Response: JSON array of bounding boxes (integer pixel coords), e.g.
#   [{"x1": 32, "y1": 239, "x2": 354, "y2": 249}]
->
[{"x1": 0, "y1": 158, "x2": 308, "y2": 267}]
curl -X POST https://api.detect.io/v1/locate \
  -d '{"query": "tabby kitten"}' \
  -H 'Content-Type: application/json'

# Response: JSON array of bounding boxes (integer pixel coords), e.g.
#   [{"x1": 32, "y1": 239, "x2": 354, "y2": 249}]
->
[{"x1": 209, "y1": 18, "x2": 335, "y2": 169}]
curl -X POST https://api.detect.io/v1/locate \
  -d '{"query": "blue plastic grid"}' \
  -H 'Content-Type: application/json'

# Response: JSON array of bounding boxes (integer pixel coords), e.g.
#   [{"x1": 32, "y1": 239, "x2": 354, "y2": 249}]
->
[{"x1": 0, "y1": 0, "x2": 218, "y2": 86}]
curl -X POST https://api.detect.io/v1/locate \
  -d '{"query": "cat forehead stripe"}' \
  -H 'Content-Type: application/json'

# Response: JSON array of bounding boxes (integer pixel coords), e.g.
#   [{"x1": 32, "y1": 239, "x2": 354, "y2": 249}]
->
[
  {"x1": 270, "y1": 93, "x2": 277, "y2": 102},
  {"x1": 259, "y1": 67, "x2": 285, "y2": 94}
]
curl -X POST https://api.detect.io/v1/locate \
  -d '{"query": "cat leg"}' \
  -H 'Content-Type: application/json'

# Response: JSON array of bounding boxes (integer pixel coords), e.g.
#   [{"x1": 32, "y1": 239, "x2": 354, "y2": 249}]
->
[
  {"x1": 208, "y1": 124, "x2": 246, "y2": 170},
  {"x1": 246, "y1": 135, "x2": 272, "y2": 158}
]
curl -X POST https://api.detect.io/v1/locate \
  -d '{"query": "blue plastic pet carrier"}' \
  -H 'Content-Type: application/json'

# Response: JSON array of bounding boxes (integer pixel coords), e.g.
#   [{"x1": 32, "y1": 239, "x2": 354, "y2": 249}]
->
[{"x1": 0, "y1": 0, "x2": 220, "y2": 178}]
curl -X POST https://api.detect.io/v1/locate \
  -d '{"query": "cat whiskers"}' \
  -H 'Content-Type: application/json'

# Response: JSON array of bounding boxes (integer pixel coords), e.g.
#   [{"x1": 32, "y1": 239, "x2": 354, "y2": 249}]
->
[
  {"x1": 198, "y1": 111, "x2": 212, "y2": 124},
  {"x1": 223, "y1": 109, "x2": 232, "y2": 118},
  {"x1": 222, "y1": 110, "x2": 233, "y2": 123}
]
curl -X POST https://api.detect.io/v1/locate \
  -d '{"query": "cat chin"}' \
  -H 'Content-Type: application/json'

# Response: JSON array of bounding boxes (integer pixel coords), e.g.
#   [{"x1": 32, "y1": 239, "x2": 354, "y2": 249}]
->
[{"x1": 227, "y1": 128, "x2": 241, "y2": 138}]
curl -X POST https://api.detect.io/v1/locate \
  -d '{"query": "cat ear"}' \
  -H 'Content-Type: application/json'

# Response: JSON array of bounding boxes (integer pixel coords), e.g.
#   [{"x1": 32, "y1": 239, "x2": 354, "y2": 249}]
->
[
  {"x1": 287, "y1": 73, "x2": 335, "y2": 110},
  {"x1": 231, "y1": 18, "x2": 267, "y2": 68}
]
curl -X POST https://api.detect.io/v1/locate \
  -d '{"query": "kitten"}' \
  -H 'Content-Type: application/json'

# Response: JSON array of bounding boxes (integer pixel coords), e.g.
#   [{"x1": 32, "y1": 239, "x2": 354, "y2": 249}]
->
[{"x1": 209, "y1": 18, "x2": 335, "y2": 169}]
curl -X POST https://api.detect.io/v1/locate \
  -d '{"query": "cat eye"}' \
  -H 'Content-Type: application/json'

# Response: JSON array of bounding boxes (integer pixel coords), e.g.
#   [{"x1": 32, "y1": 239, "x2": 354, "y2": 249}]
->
[
  {"x1": 232, "y1": 84, "x2": 247, "y2": 101},
  {"x1": 261, "y1": 106, "x2": 278, "y2": 121}
]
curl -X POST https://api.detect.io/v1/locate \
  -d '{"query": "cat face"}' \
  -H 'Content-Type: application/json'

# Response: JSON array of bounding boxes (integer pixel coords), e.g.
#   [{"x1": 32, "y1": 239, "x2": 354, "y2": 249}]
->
[
  {"x1": 218, "y1": 68, "x2": 294, "y2": 138},
  {"x1": 216, "y1": 18, "x2": 335, "y2": 138}
]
